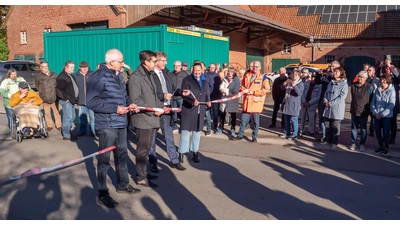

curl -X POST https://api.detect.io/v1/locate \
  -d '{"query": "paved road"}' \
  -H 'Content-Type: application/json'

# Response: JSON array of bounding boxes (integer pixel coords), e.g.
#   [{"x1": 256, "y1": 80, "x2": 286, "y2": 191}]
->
[{"x1": 0, "y1": 95, "x2": 400, "y2": 219}]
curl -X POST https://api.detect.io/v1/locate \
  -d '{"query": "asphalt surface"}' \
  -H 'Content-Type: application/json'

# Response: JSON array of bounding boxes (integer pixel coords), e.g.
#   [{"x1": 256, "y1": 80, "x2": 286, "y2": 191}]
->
[{"x1": 0, "y1": 94, "x2": 400, "y2": 220}]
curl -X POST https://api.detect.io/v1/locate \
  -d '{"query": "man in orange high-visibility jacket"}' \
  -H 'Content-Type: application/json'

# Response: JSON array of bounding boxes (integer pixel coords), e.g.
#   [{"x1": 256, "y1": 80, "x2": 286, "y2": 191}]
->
[{"x1": 232, "y1": 60, "x2": 271, "y2": 143}]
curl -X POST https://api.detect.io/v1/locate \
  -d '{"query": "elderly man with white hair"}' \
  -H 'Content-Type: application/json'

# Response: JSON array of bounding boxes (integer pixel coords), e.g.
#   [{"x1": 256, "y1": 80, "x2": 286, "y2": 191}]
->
[
  {"x1": 87, "y1": 49, "x2": 141, "y2": 208},
  {"x1": 349, "y1": 70, "x2": 373, "y2": 151}
]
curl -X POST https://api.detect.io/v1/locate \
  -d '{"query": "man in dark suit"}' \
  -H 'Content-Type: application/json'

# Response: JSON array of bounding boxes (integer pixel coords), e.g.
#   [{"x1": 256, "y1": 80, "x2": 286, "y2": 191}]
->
[
  {"x1": 149, "y1": 51, "x2": 186, "y2": 172},
  {"x1": 129, "y1": 50, "x2": 164, "y2": 188},
  {"x1": 269, "y1": 67, "x2": 287, "y2": 129}
]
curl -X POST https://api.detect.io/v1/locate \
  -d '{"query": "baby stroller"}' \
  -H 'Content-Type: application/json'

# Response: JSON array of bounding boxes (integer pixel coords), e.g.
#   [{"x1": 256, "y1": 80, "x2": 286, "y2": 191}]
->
[{"x1": 12, "y1": 105, "x2": 49, "y2": 143}]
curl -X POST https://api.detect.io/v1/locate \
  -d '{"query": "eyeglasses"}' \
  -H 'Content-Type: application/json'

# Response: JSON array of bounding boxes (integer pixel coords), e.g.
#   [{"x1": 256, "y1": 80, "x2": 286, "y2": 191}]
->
[
  {"x1": 358, "y1": 76, "x2": 366, "y2": 79},
  {"x1": 113, "y1": 60, "x2": 124, "y2": 64},
  {"x1": 159, "y1": 59, "x2": 167, "y2": 62}
]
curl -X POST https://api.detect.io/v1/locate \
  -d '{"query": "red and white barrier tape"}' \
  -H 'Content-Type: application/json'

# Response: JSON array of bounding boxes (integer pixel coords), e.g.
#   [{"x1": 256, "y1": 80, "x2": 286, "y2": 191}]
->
[
  {"x1": 137, "y1": 106, "x2": 181, "y2": 113},
  {"x1": 0, "y1": 145, "x2": 116, "y2": 184},
  {"x1": 198, "y1": 92, "x2": 244, "y2": 104}
]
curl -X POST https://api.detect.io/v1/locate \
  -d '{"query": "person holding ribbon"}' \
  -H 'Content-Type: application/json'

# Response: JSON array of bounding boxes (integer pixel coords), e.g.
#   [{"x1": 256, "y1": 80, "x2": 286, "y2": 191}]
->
[
  {"x1": 232, "y1": 60, "x2": 271, "y2": 143},
  {"x1": 178, "y1": 62, "x2": 211, "y2": 163}
]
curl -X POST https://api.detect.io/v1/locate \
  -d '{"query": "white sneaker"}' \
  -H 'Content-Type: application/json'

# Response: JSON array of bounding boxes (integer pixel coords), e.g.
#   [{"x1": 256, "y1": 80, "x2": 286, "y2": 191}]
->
[
  {"x1": 348, "y1": 144, "x2": 356, "y2": 151},
  {"x1": 359, "y1": 145, "x2": 366, "y2": 152},
  {"x1": 331, "y1": 144, "x2": 338, "y2": 150}
]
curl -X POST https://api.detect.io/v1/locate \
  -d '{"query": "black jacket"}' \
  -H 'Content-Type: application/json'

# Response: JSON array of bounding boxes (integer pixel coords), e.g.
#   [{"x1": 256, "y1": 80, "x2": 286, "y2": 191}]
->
[
  {"x1": 272, "y1": 75, "x2": 287, "y2": 102},
  {"x1": 56, "y1": 70, "x2": 78, "y2": 104},
  {"x1": 350, "y1": 82, "x2": 372, "y2": 117}
]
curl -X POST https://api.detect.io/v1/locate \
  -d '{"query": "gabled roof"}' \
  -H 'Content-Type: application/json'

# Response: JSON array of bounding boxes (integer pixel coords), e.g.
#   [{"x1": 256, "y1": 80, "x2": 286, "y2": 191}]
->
[
  {"x1": 249, "y1": 5, "x2": 400, "y2": 39},
  {"x1": 202, "y1": 5, "x2": 310, "y2": 38}
]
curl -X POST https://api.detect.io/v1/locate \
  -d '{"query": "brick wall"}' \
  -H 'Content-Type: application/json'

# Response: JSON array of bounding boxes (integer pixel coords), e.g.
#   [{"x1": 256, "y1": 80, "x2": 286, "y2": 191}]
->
[{"x1": 6, "y1": 5, "x2": 125, "y2": 63}]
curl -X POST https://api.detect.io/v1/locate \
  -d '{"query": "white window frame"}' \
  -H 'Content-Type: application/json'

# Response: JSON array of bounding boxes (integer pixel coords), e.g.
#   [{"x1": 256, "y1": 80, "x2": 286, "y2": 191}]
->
[
  {"x1": 21, "y1": 31, "x2": 27, "y2": 44},
  {"x1": 44, "y1": 28, "x2": 52, "y2": 33},
  {"x1": 324, "y1": 55, "x2": 335, "y2": 64},
  {"x1": 282, "y1": 43, "x2": 291, "y2": 54}
]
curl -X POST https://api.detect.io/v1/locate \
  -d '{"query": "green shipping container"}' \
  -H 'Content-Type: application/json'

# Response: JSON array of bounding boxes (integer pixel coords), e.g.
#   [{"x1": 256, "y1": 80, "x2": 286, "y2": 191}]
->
[{"x1": 43, "y1": 24, "x2": 230, "y2": 73}]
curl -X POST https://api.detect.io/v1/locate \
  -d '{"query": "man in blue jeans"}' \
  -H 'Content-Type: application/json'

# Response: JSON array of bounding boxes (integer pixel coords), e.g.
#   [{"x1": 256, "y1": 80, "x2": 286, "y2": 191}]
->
[
  {"x1": 56, "y1": 61, "x2": 79, "y2": 141},
  {"x1": 87, "y1": 49, "x2": 141, "y2": 208},
  {"x1": 204, "y1": 63, "x2": 221, "y2": 135},
  {"x1": 74, "y1": 61, "x2": 96, "y2": 137}
]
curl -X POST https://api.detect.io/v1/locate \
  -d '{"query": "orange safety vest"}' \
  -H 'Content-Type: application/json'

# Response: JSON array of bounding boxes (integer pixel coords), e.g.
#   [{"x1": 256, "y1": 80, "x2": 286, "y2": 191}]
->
[{"x1": 240, "y1": 72, "x2": 271, "y2": 113}]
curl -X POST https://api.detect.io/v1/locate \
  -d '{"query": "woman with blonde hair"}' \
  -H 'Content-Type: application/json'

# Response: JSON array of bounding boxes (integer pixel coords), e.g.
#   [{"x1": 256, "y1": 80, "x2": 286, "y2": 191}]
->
[{"x1": 0, "y1": 68, "x2": 29, "y2": 140}]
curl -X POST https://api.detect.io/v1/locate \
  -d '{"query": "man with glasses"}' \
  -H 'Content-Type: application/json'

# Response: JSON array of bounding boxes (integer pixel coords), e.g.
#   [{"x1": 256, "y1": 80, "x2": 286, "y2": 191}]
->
[
  {"x1": 148, "y1": 51, "x2": 187, "y2": 173},
  {"x1": 35, "y1": 61, "x2": 62, "y2": 132},
  {"x1": 348, "y1": 70, "x2": 373, "y2": 151},
  {"x1": 233, "y1": 60, "x2": 270, "y2": 143},
  {"x1": 130, "y1": 50, "x2": 164, "y2": 188},
  {"x1": 87, "y1": 49, "x2": 141, "y2": 208},
  {"x1": 169, "y1": 60, "x2": 188, "y2": 132}
]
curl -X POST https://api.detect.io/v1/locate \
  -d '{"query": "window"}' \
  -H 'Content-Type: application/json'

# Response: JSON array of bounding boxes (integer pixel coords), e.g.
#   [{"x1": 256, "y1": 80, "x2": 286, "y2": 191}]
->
[
  {"x1": 39, "y1": 53, "x2": 45, "y2": 63},
  {"x1": 68, "y1": 20, "x2": 108, "y2": 30},
  {"x1": 282, "y1": 43, "x2": 291, "y2": 54},
  {"x1": 21, "y1": 31, "x2": 27, "y2": 44},
  {"x1": 14, "y1": 54, "x2": 36, "y2": 62},
  {"x1": 324, "y1": 55, "x2": 335, "y2": 63},
  {"x1": 44, "y1": 28, "x2": 52, "y2": 33}
]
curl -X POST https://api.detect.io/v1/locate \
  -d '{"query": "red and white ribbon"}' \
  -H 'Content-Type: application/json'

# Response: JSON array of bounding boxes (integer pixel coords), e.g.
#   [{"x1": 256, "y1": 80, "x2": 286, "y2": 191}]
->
[
  {"x1": 0, "y1": 145, "x2": 116, "y2": 184},
  {"x1": 198, "y1": 92, "x2": 244, "y2": 104},
  {"x1": 137, "y1": 106, "x2": 181, "y2": 113}
]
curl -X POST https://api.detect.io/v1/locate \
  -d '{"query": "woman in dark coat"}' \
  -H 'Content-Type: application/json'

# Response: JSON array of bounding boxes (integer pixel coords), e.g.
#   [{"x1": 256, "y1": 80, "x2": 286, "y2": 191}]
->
[{"x1": 178, "y1": 63, "x2": 211, "y2": 163}]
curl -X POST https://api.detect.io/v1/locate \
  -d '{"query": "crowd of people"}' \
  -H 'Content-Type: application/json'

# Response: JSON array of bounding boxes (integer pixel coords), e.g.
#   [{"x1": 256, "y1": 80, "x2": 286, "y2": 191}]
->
[{"x1": 1, "y1": 48, "x2": 399, "y2": 208}]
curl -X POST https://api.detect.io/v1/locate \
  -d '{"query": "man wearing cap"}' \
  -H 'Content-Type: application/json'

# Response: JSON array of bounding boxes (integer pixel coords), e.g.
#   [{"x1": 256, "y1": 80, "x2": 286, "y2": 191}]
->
[
  {"x1": 74, "y1": 61, "x2": 96, "y2": 137},
  {"x1": 299, "y1": 72, "x2": 321, "y2": 136},
  {"x1": 181, "y1": 61, "x2": 190, "y2": 75},
  {"x1": 10, "y1": 81, "x2": 43, "y2": 108},
  {"x1": 56, "y1": 61, "x2": 79, "y2": 141},
  {"x1": 10, "y1": 82, "x2": 43, "y2": 135},
  {"x1": 35, "y1": 61, "x2": 62, "y2": 132}
]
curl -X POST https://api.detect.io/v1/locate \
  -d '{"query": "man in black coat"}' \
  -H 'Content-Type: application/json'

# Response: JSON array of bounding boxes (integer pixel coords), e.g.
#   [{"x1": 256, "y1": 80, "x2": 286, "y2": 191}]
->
[
  {"x1": 269, "y1": 67, "x2": 287, "y2": 128},
  {"x1": 56, "y1": 61, "x2": 79, "y2": 140}
]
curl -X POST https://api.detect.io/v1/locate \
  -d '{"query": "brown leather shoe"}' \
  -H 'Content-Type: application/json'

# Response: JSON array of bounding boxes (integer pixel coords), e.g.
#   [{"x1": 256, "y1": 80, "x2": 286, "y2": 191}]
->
[
  {"x1": 63, "y1": 135, "x2": 78, "y2": 141},
  {"x1": 47, "y1": 127, "x2": 53, "y2": 131}
]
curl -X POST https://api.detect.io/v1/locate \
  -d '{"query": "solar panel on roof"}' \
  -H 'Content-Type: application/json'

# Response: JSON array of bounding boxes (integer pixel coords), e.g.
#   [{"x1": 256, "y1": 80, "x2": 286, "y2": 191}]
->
[
  {"x1": 332, "y1": 5, "x2": 341, "y2": 13},
  {"x1": 315, "y1": 5, "x2": 324, "y2": 14},
  {"x1": 348, "y1": 13, "x2": 357, "y2": 23},
  {"x1": 296, "y1": 5, "x2": 400, "y2": 24},
  {"x1": 350, "y1": 5, "x2": 359, "y2": 12},
  {"x1": 307, "y1": 5, "x2": 316, "y2": 14},
  {"x1": 377, "y1": 5, "x2": 387, "y2": 11},
  {"x1": 357, "y1": 13, "x2": 367, "y2": 22},
  {"x1": 323, "y1": 5, "x2": 332, "y2": 13},
  {"x1": 387, "y1": 5, "x2": 396, "y2": 11},
  {"x1": 339, "y1": 13, "x2": 348, "y2": 23},
  {"x1": 320, "y1": 14, "x2": 330, "y2": 23},
  {"x1": 359, "y1": 5, "x2": 368, "y2": 12},
  {"x1": 330, "y1": 13, "x2": 339, "y2": 23},
  {"x1": 366, "y1": 12, "x2": 376, "y2": 22},
  {"x1": 298, "y1": 6, "x2": 308, "y2": 15},
  {"x1": 368, "y1": 5, "x2": 377, "y2": 12}
]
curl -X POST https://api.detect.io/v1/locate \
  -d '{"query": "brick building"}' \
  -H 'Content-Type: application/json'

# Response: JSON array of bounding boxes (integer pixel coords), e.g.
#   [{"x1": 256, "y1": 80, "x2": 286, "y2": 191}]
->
[{"x1": 2, "y1": 5, "x2": 400, "y2": 79}]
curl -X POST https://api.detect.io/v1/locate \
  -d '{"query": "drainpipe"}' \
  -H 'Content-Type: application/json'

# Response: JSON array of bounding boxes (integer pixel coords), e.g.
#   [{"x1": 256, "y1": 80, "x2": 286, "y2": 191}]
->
[{"x1": 309, "y1": 36, "x2": 314, "y2": 63}]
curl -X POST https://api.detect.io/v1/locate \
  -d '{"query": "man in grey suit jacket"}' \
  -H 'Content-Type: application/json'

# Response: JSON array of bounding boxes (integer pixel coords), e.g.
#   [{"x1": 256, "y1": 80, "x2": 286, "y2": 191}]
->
[{"x1": 129, "y1": 50, "x2": 164, "y2": 188}]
